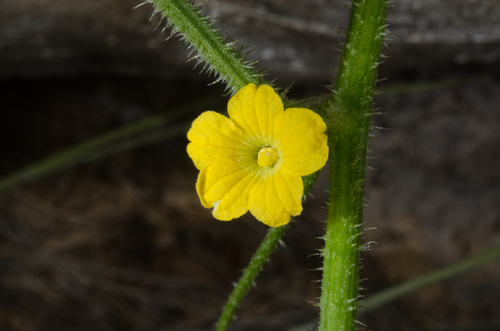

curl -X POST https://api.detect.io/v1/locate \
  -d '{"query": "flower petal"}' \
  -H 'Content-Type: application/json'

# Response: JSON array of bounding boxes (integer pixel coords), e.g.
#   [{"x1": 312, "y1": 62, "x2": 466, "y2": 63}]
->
[
  {"x1": 249, "y1": 171, "x2": 303, "y2": 227},
  {"x1": 187, "y1": 111, "x2": 249, "y2": 170},
  {"x1": 275, "y1": 108, "x2": 329, "y2": 176},
  {"x1": 228, "y1": 84, "x2": 283, "y2": 143},
  {"x1": 196, "y1": 158, "x2": 257, "y2": 220},
  {"x1": 187, "y1": 84, "x2": 329, "y2": 228}
]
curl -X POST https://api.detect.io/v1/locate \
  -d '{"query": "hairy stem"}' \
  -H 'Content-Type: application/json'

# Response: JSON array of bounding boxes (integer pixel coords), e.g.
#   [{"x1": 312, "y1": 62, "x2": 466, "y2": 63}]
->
[
  {"x1": 148, "y1": 0, "x2": 265, "y2": 93},
  {"x1": 215, "y1": 168, "x2": 323, "y2": 331},
  {"x1": 319, "y1": 0, "x2": 389, "y2": 330}
]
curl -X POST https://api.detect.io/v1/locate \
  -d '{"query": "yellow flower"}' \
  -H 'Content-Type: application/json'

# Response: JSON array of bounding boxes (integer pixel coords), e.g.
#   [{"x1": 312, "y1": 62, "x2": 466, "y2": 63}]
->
[{"x1": 187, "y1": 84, "x2": 328, "y2": 227}]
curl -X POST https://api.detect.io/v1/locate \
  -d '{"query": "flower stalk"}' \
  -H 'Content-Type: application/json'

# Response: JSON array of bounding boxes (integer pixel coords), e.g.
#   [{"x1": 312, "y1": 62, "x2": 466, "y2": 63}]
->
[
  {"x1": 215, "y1": 168, "x2": 323, "y2": 331},
  {"x1": 147, "y1": 0, "x2": 265, "y2": 93},
  {"x1": 145, "y1": 0, "x2": 389, "y2": 330},
  {"x1": 319, "y1": 0, "x2": 389, "y2": 330}
]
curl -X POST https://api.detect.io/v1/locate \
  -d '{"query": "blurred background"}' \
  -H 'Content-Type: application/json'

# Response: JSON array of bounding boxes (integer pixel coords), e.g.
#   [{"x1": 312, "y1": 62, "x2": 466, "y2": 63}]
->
[{"x1": 1, "y1": 0, "x2": 500, "y2": 330}]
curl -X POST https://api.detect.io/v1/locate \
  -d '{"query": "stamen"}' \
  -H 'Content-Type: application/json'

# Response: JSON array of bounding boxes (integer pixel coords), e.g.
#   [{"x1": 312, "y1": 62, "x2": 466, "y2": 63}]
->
[{"x1": 257, "y1": 147, "x2": 279, "y2": 168}]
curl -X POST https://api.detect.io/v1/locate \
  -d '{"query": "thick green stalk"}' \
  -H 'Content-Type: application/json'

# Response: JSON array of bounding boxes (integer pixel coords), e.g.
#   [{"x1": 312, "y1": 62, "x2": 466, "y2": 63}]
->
[
  {"x1": 319, "y1": 0, "x2": 388, "y2": 330},
  {"x1": 215, "y1": 169, "x2": 323, "y2": 331},
  {"x1": 148, "y1": 0, "x2": 265, "y2": 93},
  {"x1": 289, "y1": 244, "x2": 500, "y2": 331}
]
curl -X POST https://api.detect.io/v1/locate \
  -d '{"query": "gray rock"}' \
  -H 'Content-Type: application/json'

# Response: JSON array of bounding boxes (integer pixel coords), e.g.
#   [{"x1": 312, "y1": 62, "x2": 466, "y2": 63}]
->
[{"x1": 1, "y1": 0, "x2": 499, "y2": 81}]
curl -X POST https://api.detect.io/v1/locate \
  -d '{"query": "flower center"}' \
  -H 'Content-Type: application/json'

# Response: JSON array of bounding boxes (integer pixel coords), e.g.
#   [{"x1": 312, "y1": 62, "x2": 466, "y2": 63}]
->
[{"x1": 257, "y1": 147, "x2": 279, "y2": 168}]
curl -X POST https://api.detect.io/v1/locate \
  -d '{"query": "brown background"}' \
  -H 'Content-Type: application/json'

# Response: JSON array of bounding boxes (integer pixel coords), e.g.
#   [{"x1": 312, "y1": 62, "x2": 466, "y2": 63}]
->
[{"x1": 1, "y1": 0, "x2": 500, "y2": 330}]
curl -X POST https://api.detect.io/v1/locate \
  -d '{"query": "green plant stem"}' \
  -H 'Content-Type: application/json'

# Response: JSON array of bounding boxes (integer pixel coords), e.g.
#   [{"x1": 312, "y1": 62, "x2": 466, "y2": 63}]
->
[
  {"x1": 215, "y1": 168, "x2": 323, "y2": 331},
  {"x1": 288, "y1": 244, "x2": 500, "y2": 331},
  {"x1": 0, "y1": 98, "x2": 217, "y2": 192},
  {"x1": 319, "y1": 0, "x2": 388, "y2": 330},
  {"x1": 361, "y1": 244, "x2": 500, "y2": 310},
  {"x1": 215, "y1": 224, "x2": 288, "y2": 331},
  {"x1": 148, "y1": 0, "x2": 265, "y2": 93}
]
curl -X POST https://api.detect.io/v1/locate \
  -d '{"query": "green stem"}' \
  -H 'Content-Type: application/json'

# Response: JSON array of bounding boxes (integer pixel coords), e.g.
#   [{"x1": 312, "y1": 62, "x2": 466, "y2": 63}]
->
[
  {"x1": 215, "y1": 224, "x2": 288, "y2": 331},
  {"x1": 0, "y1": 98, "x2": 217, "y2": 192},
  {"x1": 319, "y1": 0, "x2": 388, "y2": 330},
  {"x1": 215, "y1": 168, "x2": 323, "y2": 331},
  {"x1": 287, "y1": 244, "x2": 500, "y2": 331},
  {"x1": 361, "y1": 244, "x2": 500, "y2": 310},
  {"x1": 148, "y1": 0, "x2": 265, "y2": 93}
]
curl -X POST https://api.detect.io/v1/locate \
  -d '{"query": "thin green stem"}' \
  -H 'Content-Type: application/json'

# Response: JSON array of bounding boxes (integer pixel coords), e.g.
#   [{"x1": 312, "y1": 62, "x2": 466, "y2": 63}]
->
[
  {"x1": 215, "y1": 224, "x2": 288, "y2": 331},
  {"x1": 361, "y1": 244, "x2": 500, "y2": 310},
  {"x1": 215, "y1": 168, "x2": 323, "y2": 331},
  {"x1": 0, "y1": 98, "x2": 217, "y2": 192},
  {"x1": 148, "y1": 0, "x2": 265, "y2": 93},
  {"x1": 319, "y1": 0, "x2": 388, "y2": 330}
]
